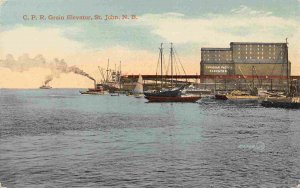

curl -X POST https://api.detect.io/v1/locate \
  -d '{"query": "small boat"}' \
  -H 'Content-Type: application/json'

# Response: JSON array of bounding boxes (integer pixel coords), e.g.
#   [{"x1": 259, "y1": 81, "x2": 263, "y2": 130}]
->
[
  {"x1": 215, "y1": 93, "x2": 228, "y2": 100},
  {"x1": 261, "y1": 96, "x2": 300, "y2": 108},
  {"x1": 261, "y1": 67, "x2": 300, "y2": 108},
  {"x1": 80, "y1": 83, "x2": 107, "y2": 95},
  {"x1": 110, "y1": 92, "x2": 120, "y2": 96},
  {"x1": 145, "y1": 95, "x2": 201, "y2": 103},
  {"x1": 215, "y1": 90, "x2": 259, "y2": 101}
]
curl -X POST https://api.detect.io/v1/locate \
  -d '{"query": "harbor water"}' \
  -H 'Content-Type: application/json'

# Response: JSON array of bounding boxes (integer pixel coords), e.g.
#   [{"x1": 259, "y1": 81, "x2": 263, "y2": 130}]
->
[{"x1": 0, "y1": 89, "x2": 299, "y2": 187}]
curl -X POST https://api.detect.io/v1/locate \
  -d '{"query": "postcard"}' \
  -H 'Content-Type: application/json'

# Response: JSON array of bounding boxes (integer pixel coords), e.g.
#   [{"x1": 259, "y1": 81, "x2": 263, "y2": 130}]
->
[{"x1": 0, "y1": 0, "x2": 299, "y2": 187}]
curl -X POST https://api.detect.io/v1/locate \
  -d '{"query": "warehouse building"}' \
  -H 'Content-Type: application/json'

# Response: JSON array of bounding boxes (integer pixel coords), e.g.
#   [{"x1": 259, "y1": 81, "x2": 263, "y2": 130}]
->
[{"x1": 200, "y1": 42, "x2": 291, "y2": 90}]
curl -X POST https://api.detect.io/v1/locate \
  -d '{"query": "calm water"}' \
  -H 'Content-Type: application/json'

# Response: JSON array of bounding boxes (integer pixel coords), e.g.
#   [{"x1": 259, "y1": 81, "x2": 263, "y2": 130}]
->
[{"x1": 0, "y1": 89, "x2": 299, "y2": 188}]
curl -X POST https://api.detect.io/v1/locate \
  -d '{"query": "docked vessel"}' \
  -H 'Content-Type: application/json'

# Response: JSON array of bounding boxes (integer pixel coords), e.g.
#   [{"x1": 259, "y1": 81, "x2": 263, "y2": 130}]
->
[
  {"x1": 225, "y1": 90, "x2": 259, "y2": 101},
  {"x1": 98, "y1": 59, "x2": 122, "y2": 93},
  {"x1": 80, "y1": 83, "x2": 107, "y2": 95},
  {"x1": 261, "y1": 96, "x2": 300, "y2": 108},
  {"x1": 215, "y1": 93, "x2": 228, "y2": 100},
  {"x1": 144, "y1": 43, "x2": 201, "y2": 103},
  {"x1": 145, "y1": 95, "x2": 201, "y2": 102},
  {"x1": 184, "y1": 85, "x2": 211, "y2": 97},
  {"x1": 215, "y1": 90, "x2": 258, "y2": 101},
  {"x1": 261, "y1": 40, "x2": 300, "y2": 109},
  {"x1": 261, "y1": 81, "x2": 300, "y2": 108}
]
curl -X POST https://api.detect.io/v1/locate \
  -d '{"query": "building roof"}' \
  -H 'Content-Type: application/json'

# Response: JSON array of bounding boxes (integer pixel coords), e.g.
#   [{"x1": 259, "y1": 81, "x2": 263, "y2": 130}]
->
[
  {"x1": 201, "y1": 48, "x2": 231, "y2": 51},
  {"x1": 230, "y1": 42, "x2": 287, "y2": 45}
]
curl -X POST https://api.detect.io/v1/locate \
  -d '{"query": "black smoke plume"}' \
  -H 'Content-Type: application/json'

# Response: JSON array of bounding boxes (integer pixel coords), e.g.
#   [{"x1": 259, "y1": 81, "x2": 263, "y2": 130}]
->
[{"x1": 0, "y1": 54, "x2": 96, "y2": 83}]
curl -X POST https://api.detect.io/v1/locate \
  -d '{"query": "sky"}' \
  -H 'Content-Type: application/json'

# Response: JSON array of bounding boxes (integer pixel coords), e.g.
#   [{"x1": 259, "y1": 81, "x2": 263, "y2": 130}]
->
[{"x1": 0, "y1": 0, "x2": 300, "y2": 88}]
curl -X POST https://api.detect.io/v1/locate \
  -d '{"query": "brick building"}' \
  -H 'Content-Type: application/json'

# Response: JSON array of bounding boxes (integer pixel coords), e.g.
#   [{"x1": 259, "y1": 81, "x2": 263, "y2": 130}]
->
[{"x1": 200, "y1": 42, "x2": 291, "y2": 90}]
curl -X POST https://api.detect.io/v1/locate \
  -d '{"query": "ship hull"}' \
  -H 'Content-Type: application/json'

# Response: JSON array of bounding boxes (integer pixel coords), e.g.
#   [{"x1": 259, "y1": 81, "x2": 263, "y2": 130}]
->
[
  {"x1": 80, "y1": 91, "x2": 107, "y2": 95},
  {"x1": 145, "y1": 96, "x2": 201, "y2": 103},
  {"x1": 39, "y1": 86, "x2": 52, "y2": 89},
  {"x1": 261, "y1": 97, "x2": 300, "y2": 108},
  {"x1": 261, "y1": 101, "x2": 300, "y2": 108},
  {"x1": 226, "y1": 95, "x2": 259, "y2": 101},
  {"x1": 215, "y1": 94, "x2": 228, "y2": 100}
]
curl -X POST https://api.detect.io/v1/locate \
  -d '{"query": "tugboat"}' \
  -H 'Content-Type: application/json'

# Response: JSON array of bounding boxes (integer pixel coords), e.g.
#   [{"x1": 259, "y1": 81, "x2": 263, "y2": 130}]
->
[
  {"x1": 144, "y1": 43, "x2": 201, "y2": 103},
  {"x1": 80, "y1": 82, "x2": 108, "y2": 95}
]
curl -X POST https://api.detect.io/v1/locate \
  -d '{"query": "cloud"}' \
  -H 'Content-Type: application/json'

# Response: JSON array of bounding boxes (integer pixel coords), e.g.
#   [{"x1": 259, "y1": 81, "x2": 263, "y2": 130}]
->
[
  {"x1": 138, "y1": 8, "x2": 300, "y2": 74},
  {"x1": 140, "y1": 9, "x2": 299, "y2": 46},
  {"x1": 231, "y1": 5, "x2": 272, "y2": 16},
  {"x1": 1, "y1": 5, "x2": 300, "y2": 78},
  {"x1": 0, "y1": 0, "x2": 6, "y2": 6},
  {"x1": 0, "y1": 26, "x2": 83, "y2": 59}
]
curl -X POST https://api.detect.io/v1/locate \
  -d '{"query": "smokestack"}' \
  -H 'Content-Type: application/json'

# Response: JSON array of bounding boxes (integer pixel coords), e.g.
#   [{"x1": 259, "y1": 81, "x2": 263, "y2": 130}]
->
[{"x1": 44, "y1": 75, "x2": 53, "y2": 86}]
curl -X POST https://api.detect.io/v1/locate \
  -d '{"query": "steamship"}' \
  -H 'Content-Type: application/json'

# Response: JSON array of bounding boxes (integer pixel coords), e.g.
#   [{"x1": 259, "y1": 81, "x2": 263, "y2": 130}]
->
[{"x1": 39, "y1": 84, "x2": 52, "y2": 89}]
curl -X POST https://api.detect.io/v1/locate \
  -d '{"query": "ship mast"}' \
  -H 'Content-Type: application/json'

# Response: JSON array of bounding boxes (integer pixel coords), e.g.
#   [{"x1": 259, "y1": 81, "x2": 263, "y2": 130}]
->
[
  {"x1": 170, "y1": 43, "x2": 173, "y2": 88},
  {"x1": 286, "y1": 38, "x2": 290, "y2": 95},
  {"x1": 106, "y1": 58, "x2": 110, "y2": 83},
  {"x1": 160, "y1": 43, "x2": 163, "y2": 88}
]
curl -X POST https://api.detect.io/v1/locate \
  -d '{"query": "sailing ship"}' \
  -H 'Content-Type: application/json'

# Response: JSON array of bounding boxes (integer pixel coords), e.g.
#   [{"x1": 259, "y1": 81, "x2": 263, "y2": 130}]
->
[
  {"x1": 144, "y1": 43, "x2": 201, "y2": 103},
  {"x1": 261, "y1": 39, "x2": 300, "y2": 108},
  {"x1": 133, "y1": 74, "x2": 144, "y2": 98},
  {"x1": 214, "y1": 66, "x2": 261, "y2": 101},
  {"x1": 261, "y1": 80, "x2": 300, "y2": 108}
]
